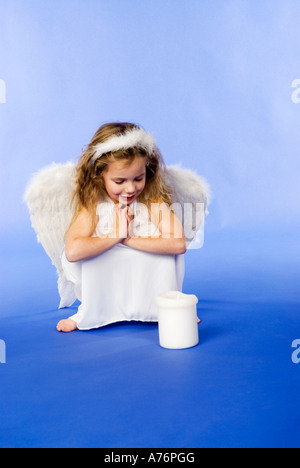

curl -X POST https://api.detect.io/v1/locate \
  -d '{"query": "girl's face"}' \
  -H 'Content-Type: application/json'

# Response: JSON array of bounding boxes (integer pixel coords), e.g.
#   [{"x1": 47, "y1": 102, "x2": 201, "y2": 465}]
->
[{"x1": 103, "y1": 156, "x2": 147, "y2": 205}]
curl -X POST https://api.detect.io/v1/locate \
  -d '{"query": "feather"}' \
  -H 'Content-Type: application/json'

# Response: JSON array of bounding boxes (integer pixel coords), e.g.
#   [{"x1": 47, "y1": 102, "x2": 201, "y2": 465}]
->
[
  {"x1": 23, "y1": 162, "x2": 77, "y2": 308},
  {"x1": 91, "y1": 128, "x2": 157, "y2": 164},
  {"x1": 163, "y1": 165, "x2": 211, "y2": 245}
]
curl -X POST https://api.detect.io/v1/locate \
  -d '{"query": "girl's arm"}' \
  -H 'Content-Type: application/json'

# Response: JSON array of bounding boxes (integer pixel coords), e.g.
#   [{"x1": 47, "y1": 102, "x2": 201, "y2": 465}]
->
[
  {"x1": 122, "y1": 202, "x2": 187, "y2": 255},
  {"x1": 65, "y1": 205, "x2": 127, "y2": 262}
]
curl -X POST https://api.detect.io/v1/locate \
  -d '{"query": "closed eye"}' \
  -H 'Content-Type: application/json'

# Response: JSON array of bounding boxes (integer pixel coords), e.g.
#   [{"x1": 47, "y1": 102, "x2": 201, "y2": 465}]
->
[{"x1": 114, "y1": 177, "x2": 144, "y2": 185}]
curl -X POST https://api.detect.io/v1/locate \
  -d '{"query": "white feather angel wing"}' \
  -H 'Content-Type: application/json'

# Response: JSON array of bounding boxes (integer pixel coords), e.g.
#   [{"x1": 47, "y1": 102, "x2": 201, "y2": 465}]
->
[
  {"x1": 163, "y1": 165, "x2": 211, "y2": 248},
  {"x1": 24, "y1": 162, "x2": 211, "y2": 309},
  {"x1": 23, "y1": 162, "x2": 77, "y2": 308}
]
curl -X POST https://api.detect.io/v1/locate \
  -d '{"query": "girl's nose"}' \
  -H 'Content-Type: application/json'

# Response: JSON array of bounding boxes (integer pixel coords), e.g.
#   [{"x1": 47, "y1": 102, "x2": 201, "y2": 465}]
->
[{"x1": 125, "y1": 182, "x2": 135, "y2": 194}]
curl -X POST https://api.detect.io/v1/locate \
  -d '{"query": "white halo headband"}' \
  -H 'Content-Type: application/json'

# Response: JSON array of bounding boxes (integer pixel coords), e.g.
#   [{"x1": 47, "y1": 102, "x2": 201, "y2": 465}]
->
[{"x1": 91, "y1": 127, "x2": 158, "y2": 165}]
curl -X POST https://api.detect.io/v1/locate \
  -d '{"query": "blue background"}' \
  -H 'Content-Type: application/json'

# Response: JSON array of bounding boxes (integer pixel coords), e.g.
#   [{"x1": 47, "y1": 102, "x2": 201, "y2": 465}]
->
[{"x1": 0, "y1": 0, "x2": 299, "y2": 448}]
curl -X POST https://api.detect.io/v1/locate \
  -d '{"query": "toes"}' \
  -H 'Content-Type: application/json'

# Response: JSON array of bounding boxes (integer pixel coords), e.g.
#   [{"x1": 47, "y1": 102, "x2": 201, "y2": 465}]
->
[
  {"x1": 56, "y1": 321, "x2": 65, "y2": 332},
  {"x1": 56, "y1": 319, "x2": 77, "y2": 333}
]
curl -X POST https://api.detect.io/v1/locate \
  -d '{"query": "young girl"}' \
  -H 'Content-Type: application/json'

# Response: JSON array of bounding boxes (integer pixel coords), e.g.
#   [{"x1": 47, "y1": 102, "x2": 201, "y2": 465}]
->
[{"x1": 57, "y1": 122, "x2": 187, "y2": 332}]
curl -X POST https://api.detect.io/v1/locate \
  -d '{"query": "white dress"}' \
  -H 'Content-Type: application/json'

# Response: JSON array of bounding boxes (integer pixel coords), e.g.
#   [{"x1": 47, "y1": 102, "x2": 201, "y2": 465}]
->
[{"x1": 61, "y1": 197, "x2": 185, "y2": 330}]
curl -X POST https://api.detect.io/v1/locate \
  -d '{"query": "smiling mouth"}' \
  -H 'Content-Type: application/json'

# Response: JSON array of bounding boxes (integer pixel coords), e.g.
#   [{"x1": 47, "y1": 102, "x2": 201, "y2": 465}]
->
[{"x1": 119, "y1": 195, "x2": 136, "y2": 204}]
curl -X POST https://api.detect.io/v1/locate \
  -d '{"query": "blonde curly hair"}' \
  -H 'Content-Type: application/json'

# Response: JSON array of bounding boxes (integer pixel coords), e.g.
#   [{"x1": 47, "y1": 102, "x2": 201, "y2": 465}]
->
[{"x1": 72, "y1": 122, "x2": 173, "y2": 218}]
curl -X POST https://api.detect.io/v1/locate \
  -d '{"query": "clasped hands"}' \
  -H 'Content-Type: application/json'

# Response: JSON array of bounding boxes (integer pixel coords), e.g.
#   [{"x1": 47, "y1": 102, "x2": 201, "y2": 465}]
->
[{"x1": 113, "y1": 203, "x2": 135, "y2": 244}]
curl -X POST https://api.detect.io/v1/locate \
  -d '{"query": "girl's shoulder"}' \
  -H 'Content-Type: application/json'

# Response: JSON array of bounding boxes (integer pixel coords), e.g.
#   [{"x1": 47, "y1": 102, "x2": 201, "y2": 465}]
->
[{"x1": 67, "y1": 206, "x2": 98, "y2": 238}]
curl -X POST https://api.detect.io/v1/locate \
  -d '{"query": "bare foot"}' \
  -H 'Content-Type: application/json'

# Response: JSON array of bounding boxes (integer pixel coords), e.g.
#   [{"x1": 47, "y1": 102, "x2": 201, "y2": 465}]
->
[
  {"x1": 56, "y1": 319, "x2": 78, "y2": 333},
  {"x1": 197, "y1": 317, "x2": 201, "y2": 324}
]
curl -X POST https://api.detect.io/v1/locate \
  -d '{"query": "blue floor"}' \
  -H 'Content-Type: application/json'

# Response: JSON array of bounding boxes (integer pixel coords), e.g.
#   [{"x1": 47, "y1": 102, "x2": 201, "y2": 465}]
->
[{"x1": 0, "y1": 229, "x2": 299, "y2": 448}]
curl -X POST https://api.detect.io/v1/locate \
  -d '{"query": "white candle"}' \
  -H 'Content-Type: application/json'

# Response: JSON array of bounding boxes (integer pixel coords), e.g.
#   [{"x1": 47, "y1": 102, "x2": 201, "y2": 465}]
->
[{"x1": 156, "y1": 291, "x2": 199, "y2": 349}]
